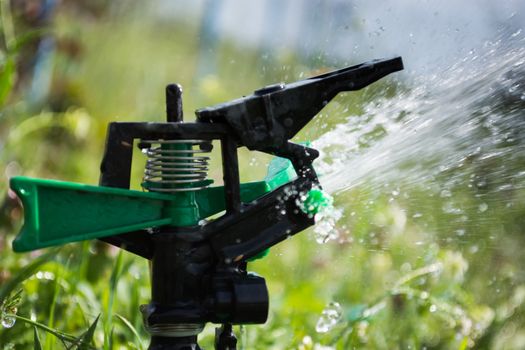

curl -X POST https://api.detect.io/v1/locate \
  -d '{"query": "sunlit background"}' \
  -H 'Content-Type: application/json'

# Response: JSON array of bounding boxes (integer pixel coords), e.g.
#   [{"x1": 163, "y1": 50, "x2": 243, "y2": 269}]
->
[{"x1": 1, "y1": 1, "x2": 525, "y2": 349}]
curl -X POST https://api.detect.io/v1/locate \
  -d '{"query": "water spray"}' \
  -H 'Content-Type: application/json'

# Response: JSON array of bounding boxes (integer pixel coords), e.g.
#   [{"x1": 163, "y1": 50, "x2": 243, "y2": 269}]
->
[{"x1": 9, "y1": 57, "x2": 403, "y2": 349}]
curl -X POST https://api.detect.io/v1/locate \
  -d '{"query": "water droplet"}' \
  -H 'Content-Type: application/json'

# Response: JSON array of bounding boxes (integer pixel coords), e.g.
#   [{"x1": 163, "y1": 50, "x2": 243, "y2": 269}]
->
[
  {"x1": 508, "y1": 84, "x2": 519, "y2": 93},
  {"x1": 442, "y1": 202, "x2": 463, "y2": 214},
  {"x1": 313, "y1": 205, "x2": 343, "y2": 244},
  {"x1": 2, "y1": 316, "x2": 15, "y2": 329},
  {"x1": 478, "y1": 203, "x2": 488, "y2": 212},
  {"x1": 476, "y1": 180, "x2": 487, "y2": 188},
  {"x1": 440, "y1": 189, "x2": 452, "y2": 198},
  {"x1": 316, "y1": 302, "x2": 343, "y2": 333},
  {"x1": 301, "y1": 335, "x2": 313, "y2": 346},
  {"x1": 1, "y1": 308, "x2": 17, "y2": 329},
  {"x1": 36, "y1": 271, "x2": 55, "y2": 280},
  {"x1": 455, "y1": 229, "x2": 465, "y2": 236},
  {"x1": 429, "y1": 304, "x2": 437, "y2": 313}
]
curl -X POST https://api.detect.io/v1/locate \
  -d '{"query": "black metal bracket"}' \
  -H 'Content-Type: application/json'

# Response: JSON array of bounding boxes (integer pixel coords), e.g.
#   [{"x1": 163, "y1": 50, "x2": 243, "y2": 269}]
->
[
  {"x1": 196, "y1": 57, "x2": 403, "y2": 150},
  {"x1": 97, "y1": 123, "x2": 317, "y2": 261},
  {"x1": 95, "y1": 57, "x2": 403, "y2": 349},
  {"x1": 98, "y1": 57, "x2": 403, "y2": 261}
]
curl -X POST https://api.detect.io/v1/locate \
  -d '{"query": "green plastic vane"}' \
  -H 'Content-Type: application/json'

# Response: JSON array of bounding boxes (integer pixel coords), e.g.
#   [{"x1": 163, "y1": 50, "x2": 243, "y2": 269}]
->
[{"x1": 10, "y1": 156, "x2": 298, "y2": 253}]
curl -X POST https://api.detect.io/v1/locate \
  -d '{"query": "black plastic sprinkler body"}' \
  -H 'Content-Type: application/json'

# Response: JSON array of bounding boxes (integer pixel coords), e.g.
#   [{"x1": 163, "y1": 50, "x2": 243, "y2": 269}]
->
[{"x1": 9, "y1": 57, "x2": 403, "y2": 349}]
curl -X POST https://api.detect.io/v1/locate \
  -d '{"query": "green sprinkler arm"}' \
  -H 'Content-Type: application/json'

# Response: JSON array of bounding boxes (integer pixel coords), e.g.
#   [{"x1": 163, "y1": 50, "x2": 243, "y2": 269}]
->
[{"x1": 10, "y1": 157, "x2": 298, "y2": 253}]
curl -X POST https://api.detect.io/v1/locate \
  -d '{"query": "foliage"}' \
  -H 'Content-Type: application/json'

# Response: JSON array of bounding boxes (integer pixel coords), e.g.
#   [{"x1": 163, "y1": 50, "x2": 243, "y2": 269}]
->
[{"x1": 1, "y1": 2, "x2": 524, "y2": 350}]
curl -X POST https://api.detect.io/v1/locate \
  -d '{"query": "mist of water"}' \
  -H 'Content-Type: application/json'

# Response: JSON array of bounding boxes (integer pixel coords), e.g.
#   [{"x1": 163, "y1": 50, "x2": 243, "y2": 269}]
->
[
  {"x1": 314, "y1": 35, "x2": 525, "y2": 198},
  {"x1": 310, "y1": 30, "x2": 525, "y2": 345}
]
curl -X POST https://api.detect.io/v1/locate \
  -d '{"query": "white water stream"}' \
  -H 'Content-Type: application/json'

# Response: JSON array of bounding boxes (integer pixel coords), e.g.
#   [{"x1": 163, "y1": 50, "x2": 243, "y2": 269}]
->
[{"x1": 315, "y1": 35, "x2": 525, "y2": 196}]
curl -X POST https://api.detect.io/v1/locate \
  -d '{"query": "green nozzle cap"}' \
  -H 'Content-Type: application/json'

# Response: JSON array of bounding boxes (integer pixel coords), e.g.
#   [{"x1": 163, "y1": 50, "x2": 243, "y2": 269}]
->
[{"x1": 301, "y1": 188, "x2": 333, "y2": 216}]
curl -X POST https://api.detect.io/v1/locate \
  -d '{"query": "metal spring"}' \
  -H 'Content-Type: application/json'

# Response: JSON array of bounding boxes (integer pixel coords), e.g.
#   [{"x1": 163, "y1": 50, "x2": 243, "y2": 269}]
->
[{"x1": 140, "y1": 139, "x2": 212, "y2": 193}]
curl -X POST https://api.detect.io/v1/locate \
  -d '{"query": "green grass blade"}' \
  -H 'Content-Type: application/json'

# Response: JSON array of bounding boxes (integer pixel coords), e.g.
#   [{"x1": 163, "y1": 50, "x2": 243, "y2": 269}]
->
[
  {"x1": 108, "y1": 327, "x2": 114, "y2": 350},
  {"x1": 12, "y1": 28, "x2": 50, "y2": 52},
  {"x1": 114, "y1": 314, "x2": 145, "y2": 350},
  {"x1": 44, "y1": 256, "x2": 69, "y2": 350},
  {"x1": 78, "y1": 315, "x2": 100, "y2": 350},
  {"x1": 33, "y1": 327, "x2": 43, "y2": 350},
  {"x1": 0, "y1": 56, "x2": 16, "y2": 107},
  {"x1": 103, "y1": 251, "x2": 124, "y2": 350},
  {"x1": 11, "y1": 314, "x2": 94, "y2": 349}
]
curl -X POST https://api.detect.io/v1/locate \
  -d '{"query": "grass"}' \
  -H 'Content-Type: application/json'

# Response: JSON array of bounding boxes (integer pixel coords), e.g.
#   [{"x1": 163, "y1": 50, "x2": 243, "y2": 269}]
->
[{"x1": 1, "y1": 2, "x2": 525, "y2": 349}]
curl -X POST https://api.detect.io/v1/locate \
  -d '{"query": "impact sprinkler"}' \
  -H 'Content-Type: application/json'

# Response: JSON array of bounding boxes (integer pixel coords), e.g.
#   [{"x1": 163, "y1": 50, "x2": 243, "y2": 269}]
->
[{"x1": 9, "y1": 57, "x2": 403, "y2": 349}]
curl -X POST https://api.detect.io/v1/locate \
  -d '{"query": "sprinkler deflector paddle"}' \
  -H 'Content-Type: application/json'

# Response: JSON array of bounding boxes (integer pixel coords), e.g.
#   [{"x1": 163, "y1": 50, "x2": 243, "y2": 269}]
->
[{"x1": 10, "y1": 57, "x2": 403, "y2": 350}]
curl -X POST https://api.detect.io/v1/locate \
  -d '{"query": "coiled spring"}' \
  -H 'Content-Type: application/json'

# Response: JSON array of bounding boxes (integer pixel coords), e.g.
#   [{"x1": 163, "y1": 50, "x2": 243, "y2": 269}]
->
[{"x1": 140, "y1": 139, "x2": 212, "y2": 193}]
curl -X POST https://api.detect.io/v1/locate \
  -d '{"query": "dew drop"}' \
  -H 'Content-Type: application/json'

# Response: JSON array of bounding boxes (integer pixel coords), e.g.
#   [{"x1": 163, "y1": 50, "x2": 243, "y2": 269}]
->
[
  {"x1": 1, "y1": 308, "x2": 17, "y2": 329},
  {"x1": 1, "y1": 315, "x2": 16, "y2": 329}
]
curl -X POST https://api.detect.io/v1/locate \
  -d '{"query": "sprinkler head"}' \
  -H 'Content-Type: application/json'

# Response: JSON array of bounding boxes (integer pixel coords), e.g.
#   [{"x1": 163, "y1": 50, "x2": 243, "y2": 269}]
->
[{"x1": 9, "y1": 56, "x2": 404, "y2": 349}]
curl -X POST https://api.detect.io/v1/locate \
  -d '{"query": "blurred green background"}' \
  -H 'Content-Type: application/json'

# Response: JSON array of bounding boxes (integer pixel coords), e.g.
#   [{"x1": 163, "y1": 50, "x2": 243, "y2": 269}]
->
[{"x1": 1, "y1": 1, "x2": 525, "y2": 349}]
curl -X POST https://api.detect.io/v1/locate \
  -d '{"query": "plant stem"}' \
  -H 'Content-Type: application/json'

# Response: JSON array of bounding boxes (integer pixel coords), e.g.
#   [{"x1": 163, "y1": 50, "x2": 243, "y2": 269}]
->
[
  {"x1": 0, "y1": 0, "x2": 15, "y2": 51},
  {"x1": 8, "y1": 314, "x2": 96, "y2": 350}
]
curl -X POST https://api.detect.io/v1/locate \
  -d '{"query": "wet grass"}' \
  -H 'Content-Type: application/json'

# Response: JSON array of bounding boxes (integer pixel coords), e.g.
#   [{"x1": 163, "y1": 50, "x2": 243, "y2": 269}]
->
[{"x1": 1, "y1": 3, "x2": 525, "y2": 349}]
